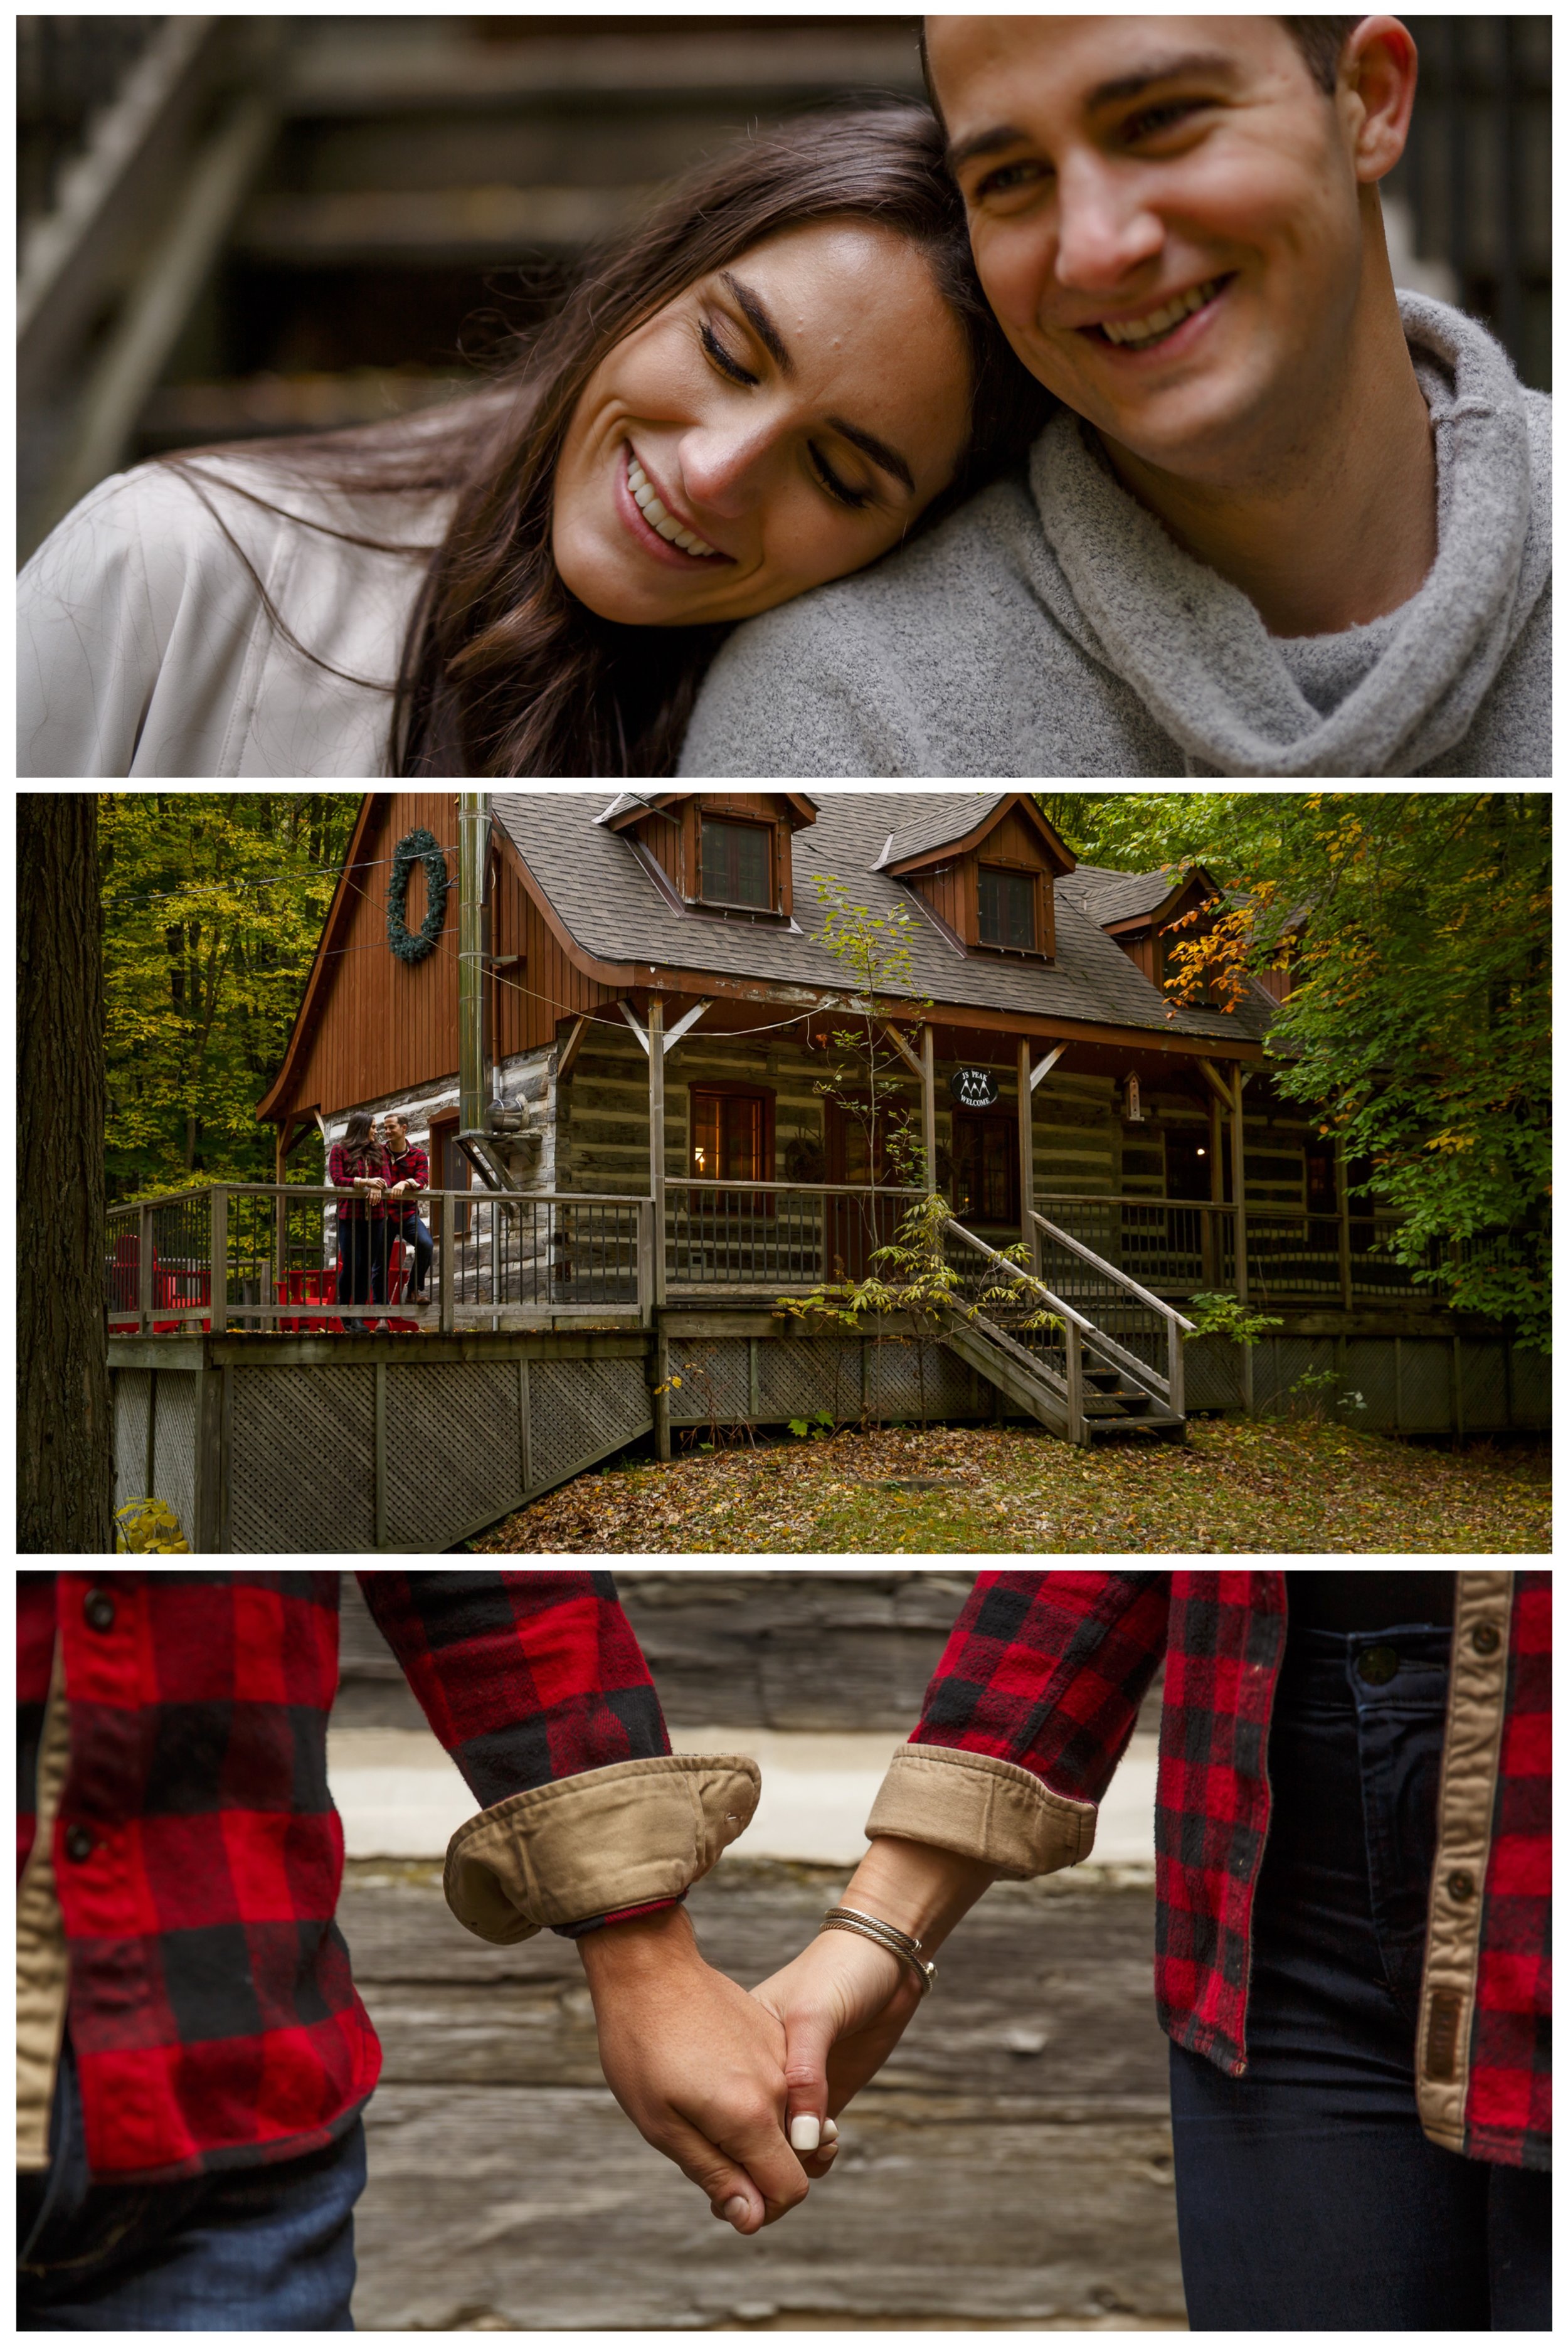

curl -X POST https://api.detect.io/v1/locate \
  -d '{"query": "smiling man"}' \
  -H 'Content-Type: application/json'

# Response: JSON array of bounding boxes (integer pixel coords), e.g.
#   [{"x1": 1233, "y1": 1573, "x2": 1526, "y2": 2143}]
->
[{"x1": 680, "y1": 16, "x2": 1550, "y2": 778}]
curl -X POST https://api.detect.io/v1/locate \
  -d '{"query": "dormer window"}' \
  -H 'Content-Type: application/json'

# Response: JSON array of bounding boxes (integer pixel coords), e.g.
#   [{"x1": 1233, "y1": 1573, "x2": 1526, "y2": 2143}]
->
[
  {"x1": 876, "y1": 792, "x2": 1070, "y2": 963},
  {"x1": 701, "y1": 817, "x2": 772, "y2": 910},
  {"x1": 978, "y1": 866, "x2": 1038, "y2": 953}
]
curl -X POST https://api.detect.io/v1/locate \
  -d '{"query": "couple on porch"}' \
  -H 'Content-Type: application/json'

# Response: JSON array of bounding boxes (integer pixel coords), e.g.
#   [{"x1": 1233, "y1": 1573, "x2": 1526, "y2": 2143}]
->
[
  {"x1": 19, "y1": 17, "x2": 1548, "y2": 778},
  {"x1": 18, "y1": 1571, "x2": 1549, "y2": 2330},
  {"x1": 326, "y1": 1110, "x2": 433, "y2": 1329}
]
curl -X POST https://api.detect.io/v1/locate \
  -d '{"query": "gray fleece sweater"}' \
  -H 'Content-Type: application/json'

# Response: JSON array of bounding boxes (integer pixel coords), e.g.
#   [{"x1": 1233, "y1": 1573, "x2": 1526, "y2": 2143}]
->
[{"x1": 680, "y1": 294, "x2": 1549, "y2": 779}]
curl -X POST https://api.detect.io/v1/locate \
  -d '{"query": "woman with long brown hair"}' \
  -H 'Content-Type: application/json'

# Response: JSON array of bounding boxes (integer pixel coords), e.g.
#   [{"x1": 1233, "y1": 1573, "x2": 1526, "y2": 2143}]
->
[
  {"x1": 20, "y1": 102, "x2": 1054, "y2": 778},
  {"x1": 327, "y1": 1110, "x2": 389, "y2": 1332}
]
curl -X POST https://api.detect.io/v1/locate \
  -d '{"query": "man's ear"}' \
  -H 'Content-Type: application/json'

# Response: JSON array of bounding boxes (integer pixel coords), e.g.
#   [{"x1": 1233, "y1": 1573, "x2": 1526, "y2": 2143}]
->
[{"x1": 1340, "y1": 16, "x2": 1420, "y2": 184}]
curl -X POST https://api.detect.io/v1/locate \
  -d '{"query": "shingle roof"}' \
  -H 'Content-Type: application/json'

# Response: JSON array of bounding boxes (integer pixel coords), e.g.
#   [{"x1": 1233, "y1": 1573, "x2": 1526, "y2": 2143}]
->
[
  {"x1": 1069, "y1": 862, "x2": 1185, "y2": 925},
  {"x1": 869, "y1": 792, "x2": 1010, "y2": 869},
  {"x1": 492, "y1": 790, "x2": 1273, "y2": 1045}
]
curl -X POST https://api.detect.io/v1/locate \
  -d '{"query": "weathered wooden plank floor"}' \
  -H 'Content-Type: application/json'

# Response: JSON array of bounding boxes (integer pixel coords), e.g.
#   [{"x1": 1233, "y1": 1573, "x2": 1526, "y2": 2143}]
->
[{"x1": 341, "y1": 1859, "x2": 1185, "y2": 2331}]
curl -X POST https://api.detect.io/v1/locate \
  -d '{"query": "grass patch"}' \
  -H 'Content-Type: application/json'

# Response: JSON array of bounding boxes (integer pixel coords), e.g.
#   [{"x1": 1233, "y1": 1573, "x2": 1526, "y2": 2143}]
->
[{"x1": 468, "y1": 1419, "x2": 1549, "y2": 1556}]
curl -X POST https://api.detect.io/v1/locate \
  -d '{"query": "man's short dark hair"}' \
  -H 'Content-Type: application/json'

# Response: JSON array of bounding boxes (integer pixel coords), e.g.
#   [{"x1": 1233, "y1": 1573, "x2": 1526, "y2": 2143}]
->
[
  {"x1": 1281, "y1": 18, "x2": 1364, "y2": 95},
  {"x1": 919, "y1": 18, "x2": 1365, "y2": 119}
]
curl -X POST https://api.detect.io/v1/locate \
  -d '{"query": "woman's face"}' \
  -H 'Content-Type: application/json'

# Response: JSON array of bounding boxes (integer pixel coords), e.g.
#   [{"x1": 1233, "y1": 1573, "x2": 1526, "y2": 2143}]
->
[{"x1": 551, "y1": 219, "x2": 973, "y2": 627}]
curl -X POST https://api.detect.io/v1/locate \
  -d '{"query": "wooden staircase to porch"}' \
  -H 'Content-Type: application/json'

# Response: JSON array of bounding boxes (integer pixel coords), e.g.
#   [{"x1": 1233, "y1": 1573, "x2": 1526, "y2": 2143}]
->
[{"x1": 941, "y1": 1216, "x2": 1193, "y2": 1448}]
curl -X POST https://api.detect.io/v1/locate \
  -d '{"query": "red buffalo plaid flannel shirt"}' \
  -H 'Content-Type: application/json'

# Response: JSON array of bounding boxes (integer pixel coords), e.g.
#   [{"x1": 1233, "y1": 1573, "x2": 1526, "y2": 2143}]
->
[
  {"x1": 910, "y1": 1570, "x2": 1549, "y2": 2171},
  {"x1": 327, "y1": 1140, "x2": 390, "y2": 1221},
  {"x1": 17, "y1": 1571, "x2": 679, "y2": 2183},
  {"x1": 383, "y1": 1139, "x2": 430, "y2": 1212}
]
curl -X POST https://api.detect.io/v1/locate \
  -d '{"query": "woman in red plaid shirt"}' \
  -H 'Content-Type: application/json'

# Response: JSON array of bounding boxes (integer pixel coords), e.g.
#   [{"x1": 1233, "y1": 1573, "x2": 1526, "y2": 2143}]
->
[
  {"x1": 327, "y1": 1111, "x2": 389, "y2": 1332},
  {"x1": 755, "y1": 1571, "x2": 1550, "y2": 2330}
]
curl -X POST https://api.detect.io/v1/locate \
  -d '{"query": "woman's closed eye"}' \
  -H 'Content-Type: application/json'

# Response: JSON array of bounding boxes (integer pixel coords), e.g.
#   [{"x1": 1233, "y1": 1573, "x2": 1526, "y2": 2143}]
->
[
  {"x1": 808, "y1": 444, "x2": 874, "y2": 511},
  {"x1": 699, "y1": 319, "x2": 758, "y2": 386}
]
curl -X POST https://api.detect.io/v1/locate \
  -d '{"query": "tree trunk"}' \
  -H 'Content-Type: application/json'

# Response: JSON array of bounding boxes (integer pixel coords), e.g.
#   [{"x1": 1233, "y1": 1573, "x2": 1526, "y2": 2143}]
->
[{"x1": 19, "y1": 794, "x2": 114, "y2": 1552}]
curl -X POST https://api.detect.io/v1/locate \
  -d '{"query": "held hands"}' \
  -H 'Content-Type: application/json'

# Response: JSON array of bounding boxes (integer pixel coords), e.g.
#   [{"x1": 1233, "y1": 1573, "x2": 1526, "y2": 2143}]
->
[
  {"x1": 579, "y1": 1906, "x2": 814, "y2": 2234},
  {"x1": 750, "y1": 1926, "x2": 925, "y2": 2155},
  {"x1": 580, "y1": 1843, "x2": 995, "y2": 2231}
]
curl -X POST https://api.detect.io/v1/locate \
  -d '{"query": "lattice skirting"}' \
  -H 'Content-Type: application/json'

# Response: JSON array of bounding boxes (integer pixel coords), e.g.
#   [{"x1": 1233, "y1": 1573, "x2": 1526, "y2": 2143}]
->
[
  {"x1": 231, "y1": 1364, "x2": 376, "y2": 1552},
  {"x1": 108, "y1": 1328, "x2": 1547, "y2": 1554},
  {"x1": 667, "y1": 1335, "x2": 984, "y2": 1430}
]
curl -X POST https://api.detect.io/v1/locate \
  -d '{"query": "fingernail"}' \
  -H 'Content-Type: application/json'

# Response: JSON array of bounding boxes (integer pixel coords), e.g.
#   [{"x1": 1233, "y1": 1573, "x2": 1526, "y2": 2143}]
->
[
  {"x1": 789, "y1": 2114, "x2": 822, "y2": 2152},
  {"x1": 821, "y1": 2118, "x2": 839, "y2": 2145},
  {"x1": 723, "y1": 2195, "x2": 750, "y2": 2225}
]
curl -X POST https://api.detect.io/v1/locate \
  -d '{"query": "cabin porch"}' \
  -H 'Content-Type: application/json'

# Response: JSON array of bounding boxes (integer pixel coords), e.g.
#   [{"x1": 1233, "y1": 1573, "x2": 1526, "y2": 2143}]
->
[{"x1": 105, "y1": 1179, "x2": 1545, "y2": 1552}]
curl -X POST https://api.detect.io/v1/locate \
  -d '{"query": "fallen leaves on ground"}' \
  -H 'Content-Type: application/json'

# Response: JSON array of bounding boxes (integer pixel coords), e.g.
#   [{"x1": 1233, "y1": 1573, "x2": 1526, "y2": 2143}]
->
[{"x1": 467, "y1": 1417, "x2": 1550, "y2": 1557}]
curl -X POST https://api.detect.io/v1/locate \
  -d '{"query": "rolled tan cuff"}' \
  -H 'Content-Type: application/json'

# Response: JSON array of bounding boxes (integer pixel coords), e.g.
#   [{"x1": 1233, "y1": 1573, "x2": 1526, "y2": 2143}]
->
[
  {"x1": 864, "y1": 1742, "x2": 1096, "y2": 1879},
  {"x1": 444, "y1": 1752, "x2": 761, "y2": 1944}
]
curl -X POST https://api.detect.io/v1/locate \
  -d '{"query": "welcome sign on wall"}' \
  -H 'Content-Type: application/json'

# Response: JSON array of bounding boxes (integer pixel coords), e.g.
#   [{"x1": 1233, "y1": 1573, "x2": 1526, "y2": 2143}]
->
[{"x1": 949, "y1": 1066, "x2": 1001, "y2": 1109}]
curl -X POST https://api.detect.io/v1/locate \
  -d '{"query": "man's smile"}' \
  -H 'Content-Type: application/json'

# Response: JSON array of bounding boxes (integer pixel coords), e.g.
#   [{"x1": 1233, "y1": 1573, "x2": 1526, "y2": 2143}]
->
[{"x1": 1075, "y1": 273, "x2": 1236, "y2": 354}]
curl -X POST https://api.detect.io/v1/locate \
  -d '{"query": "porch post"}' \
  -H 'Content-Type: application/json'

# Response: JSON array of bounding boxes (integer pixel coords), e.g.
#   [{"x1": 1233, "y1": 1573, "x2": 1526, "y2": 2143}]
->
[
  {"x1": 1229, "y1": 1074, "x2": 1249, "y2": 1305},
  {"x1": 209, "y1": 1187, "x2": 228, "y2": 1337},
  {"x1": 1230, "y1": 1073, "x2": 1253, "y2": 1414},
  {"x1": 1206, "y1": 1090, "x2": 1224, "y2": 1289},
  {"x1": 1336, "y1": 1135, "x2": 1353, "y2": 1308},
  {"x1": 1017, "y1": 1037, "x2": 1037, "y2": 1269},
  {"x1": 648, "y1": 995, "x2": 667, "y2": 1309},
  {"x1": 921, "y1": 1022, "x2": 938, "y2": 1194}
]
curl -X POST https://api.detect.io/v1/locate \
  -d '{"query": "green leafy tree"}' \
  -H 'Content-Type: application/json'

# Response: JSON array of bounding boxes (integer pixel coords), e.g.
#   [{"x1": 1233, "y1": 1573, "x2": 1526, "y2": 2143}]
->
[
  {"x1": 101, "y1": 793, "x2": 360, "y2": 1201},
  {"x1": 1037, "y1": 792, "x2": 1550, "y2": 1348}
]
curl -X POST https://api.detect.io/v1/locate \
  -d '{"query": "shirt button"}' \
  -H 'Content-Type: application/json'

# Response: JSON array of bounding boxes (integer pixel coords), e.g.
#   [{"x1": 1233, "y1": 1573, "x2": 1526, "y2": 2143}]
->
[
  {"x1": 1448, "y1": 1869, "x2": 1477, "y2": 1902},
  {"x1": 83, "y1": 1588, "x2": 116, "y2": 1633},
  {"x1": 1357, "y1": 1645, "x2": 1399, "y2": 1685},
  {"x1": 64, "y1": 1825, "x2": 96, "y2": 1863},
  {"x1": 1471, "y1": 1623, "x2": 1501, "y2": 1655}
]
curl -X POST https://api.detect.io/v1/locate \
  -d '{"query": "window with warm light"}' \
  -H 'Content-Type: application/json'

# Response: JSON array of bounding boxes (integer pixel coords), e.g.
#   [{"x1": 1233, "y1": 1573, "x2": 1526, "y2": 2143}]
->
[
  {"x1": 978, "y1": 866, "x2": 1036, "y2": 951},
  {"x1": 691, "y1": 1090, "x2": 769, "y2": 1182},
  {"x1": 701, "y1": 818, "x2": 771, "y2": 909}
]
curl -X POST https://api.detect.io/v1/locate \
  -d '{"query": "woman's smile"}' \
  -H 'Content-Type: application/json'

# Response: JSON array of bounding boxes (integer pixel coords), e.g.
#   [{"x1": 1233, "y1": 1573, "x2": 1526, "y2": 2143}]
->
[
  {"x1": 553, "y1": 218, "x2": 972, "y2": 629},
  {"x1": 617, "y1": 442, "x2": 734, "y2": 568}
]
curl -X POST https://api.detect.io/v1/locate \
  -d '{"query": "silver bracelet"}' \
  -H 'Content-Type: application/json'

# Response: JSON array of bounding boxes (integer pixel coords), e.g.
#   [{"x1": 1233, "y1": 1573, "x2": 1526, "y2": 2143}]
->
[{"x1": 820, "y1": 1904, "x2": 936, "y2": 1995}]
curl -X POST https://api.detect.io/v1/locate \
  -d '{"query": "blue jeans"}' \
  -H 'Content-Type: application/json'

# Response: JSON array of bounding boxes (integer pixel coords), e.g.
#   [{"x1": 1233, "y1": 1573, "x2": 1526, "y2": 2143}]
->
[
  {"x1": 1169, "y1": 1623, "x2": 1551, "y2": 2330},
  {"x1": 17, "y1": 2039, "x2": 364, "y2": 2330},
  {"x1": 391, "y1": 1212, "x2": 433, "y2": 1299}
]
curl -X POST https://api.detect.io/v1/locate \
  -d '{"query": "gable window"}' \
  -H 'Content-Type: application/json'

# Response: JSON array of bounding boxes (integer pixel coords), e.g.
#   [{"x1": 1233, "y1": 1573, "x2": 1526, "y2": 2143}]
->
[
  {"x1": 701, "y1": 818, "x2": 771, "y2": 909},
  {"x1": 691, "y1": 1087, "x2": 771, "y2": 1183},
  {"x1": 978, "y1": 866, "x2": 1037, "y2": 952}
]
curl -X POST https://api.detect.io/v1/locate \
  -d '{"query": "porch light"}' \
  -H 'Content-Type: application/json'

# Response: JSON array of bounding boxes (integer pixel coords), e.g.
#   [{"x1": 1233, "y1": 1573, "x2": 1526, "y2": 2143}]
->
[{"x1": 1125, "y1": 1073, "x2": 1144, "y2": 1123}]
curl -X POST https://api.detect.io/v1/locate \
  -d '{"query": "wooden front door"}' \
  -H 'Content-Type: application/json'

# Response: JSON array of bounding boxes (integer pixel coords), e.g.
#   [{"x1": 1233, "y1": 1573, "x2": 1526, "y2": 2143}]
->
[{"x1": 951, "y1": 1111, "x2": 1019, "y2": 1228}]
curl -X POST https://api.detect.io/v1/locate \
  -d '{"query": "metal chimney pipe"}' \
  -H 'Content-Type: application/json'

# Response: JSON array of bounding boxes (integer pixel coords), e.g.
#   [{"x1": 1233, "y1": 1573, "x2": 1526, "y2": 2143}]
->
[{"x1": 458, "y1": 792, "x2": 489, "y2": 1133}]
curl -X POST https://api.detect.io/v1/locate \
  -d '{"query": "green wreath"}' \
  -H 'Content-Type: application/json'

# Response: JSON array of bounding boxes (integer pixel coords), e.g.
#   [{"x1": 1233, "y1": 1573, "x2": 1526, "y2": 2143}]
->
[{"x1": 386, "y1": 828, "x2": 448, "y2": 963}]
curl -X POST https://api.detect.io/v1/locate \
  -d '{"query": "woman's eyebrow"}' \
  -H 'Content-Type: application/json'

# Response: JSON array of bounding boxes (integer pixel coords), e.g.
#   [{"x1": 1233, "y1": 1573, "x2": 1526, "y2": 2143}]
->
[
  {"x1": 719, "y1": 272, "x2": 794, "y2": 375},
  {"x1": 826, "y1": 418, "x2": 915, "y2": 496}
]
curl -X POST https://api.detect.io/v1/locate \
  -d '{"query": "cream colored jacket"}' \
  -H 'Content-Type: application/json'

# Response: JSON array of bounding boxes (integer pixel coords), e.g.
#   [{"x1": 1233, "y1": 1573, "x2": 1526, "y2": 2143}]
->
[{"x1": 18, "y1": 457, "x2": 448, "y2": 778}]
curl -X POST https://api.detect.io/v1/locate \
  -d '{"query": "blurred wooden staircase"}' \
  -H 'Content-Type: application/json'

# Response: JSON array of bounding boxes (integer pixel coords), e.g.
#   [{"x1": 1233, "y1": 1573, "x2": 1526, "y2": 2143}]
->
[{"x1": 19, "y1": 14, "x2": 921, "y2": 559}]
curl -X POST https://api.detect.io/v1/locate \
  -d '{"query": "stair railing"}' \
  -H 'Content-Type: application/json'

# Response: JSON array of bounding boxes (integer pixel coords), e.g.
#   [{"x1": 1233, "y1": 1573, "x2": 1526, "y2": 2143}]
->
[
  {"x1": 1030, "y1": 1212, "x2": 1197, "y2": 1420},
  {"x1": 945, "y1": 1218, "x2": 1179, "y2": 1442}
]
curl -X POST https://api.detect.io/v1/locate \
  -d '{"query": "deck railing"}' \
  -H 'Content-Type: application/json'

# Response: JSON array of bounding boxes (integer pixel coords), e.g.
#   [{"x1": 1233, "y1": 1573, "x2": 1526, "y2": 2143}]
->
[
  {"x1": 106, "y1": 1186, "x2": 650, "y2": 1333},
  {"x1": 1034, "y1": 1192, "x2": 1437, "y2": 1308},
  {"x1": 663, "y1": 1179, "x2": 924, "y2": 1295},
  {"x1": 105, "y1": 1179, "x2": 1452, "y2": 1337}
]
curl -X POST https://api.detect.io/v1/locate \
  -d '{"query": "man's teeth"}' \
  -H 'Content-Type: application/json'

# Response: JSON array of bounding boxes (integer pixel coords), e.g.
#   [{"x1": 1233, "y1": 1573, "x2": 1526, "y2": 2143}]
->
[
  {"x1": 1101, "y1": 279, "x2": 1221, "y2": 347},
  {"x1": 627, "y1": 454, "x2": 716, "y2": 556}
]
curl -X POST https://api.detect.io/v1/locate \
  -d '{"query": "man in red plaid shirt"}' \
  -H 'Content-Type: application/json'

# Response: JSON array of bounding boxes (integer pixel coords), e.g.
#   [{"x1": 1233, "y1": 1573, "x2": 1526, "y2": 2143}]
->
[
  {"x1": 753, "y1": 1571, "x2": 1550, "y2": 2330},
  {"x1": 379, "y1": 1111, "x2": 432, "y2": 1305},
  {"x1": 16, "y1": 1571, "x2": 818, "y2": 2328}
]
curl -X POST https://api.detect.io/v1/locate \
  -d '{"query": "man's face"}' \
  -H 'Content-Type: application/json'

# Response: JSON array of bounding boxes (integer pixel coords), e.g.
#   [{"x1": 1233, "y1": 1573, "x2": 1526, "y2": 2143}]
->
[
  {"x1": 384, "y1": 1120, "x2": 406, "y2": 1152},
  {"x1": 927, "y1": 16, "x2": 1374, "y2": 478}
]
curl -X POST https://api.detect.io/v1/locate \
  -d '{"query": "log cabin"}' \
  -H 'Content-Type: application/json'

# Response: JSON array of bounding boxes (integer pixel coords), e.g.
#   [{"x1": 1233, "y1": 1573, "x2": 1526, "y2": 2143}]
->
[{"x1": 104, "y1": 789, "x2": 1546, "y2": 1552}]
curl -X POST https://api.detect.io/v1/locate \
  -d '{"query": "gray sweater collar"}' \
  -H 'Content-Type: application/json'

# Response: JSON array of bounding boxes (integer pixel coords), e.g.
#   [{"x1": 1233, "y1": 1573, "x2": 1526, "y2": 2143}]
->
[{"x1": 1025, "y1": 294, "x2": 1550, "y2": 777}]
